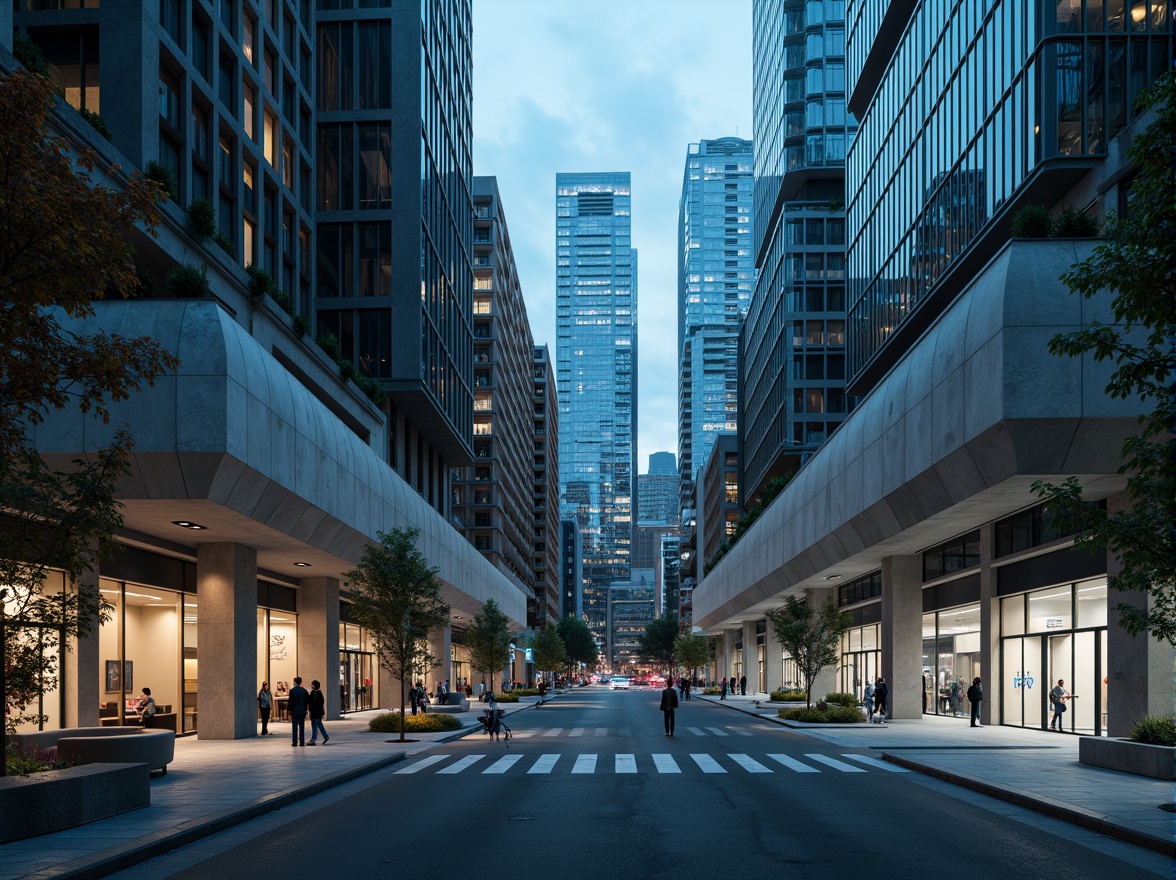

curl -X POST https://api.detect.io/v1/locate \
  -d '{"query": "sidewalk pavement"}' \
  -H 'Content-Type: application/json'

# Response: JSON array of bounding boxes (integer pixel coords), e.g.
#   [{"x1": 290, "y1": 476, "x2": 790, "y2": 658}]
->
[
  {"x1": 0, "y1": 699, "x2": 535, "y2": 880},
  {"x1": 698, "y1": 692, "x2": 1174, "y2": 857}
]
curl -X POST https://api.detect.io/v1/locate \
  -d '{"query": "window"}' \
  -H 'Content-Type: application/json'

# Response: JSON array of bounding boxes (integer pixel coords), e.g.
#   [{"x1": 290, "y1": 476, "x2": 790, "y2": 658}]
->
[
  {"x1": 191, "y1": 17, "x2": 210, "y2": 81},
  {"x1": 243, "y1": 217, "x2": 255, "y2": 268},
  {"x1": 191, "y1": 104, "x2": 209, "y2": 161},
  {"x1": 357, "y1": 22, "x2": 391, "y2": 108},
  {"x1": 243, "y1": 14, "x2": 256, "y2": 64},
  {"x1": 282, "y1": 140, "x2": 293, "y2": 189},
  {"x1": 158, "y1": 66, "x2": 180, "y2": 127},
  {"x1": 264, "y1": 111, "x2": 277, "y2": 167},
  {"x1": 243, "y1": 83, "x2": 255, "y2": 139}
]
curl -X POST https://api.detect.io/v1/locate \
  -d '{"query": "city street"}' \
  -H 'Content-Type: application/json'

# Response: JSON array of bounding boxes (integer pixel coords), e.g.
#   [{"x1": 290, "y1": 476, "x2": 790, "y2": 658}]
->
[{"x1": 103, "y1": 689, "x2": 1169, "y2": 880}]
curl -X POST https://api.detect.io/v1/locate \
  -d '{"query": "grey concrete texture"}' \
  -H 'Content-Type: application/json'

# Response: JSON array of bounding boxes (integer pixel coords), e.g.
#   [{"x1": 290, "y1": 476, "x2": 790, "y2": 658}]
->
[
  {"x1": 1079, "y1": 736, "x2": 1176, "y2": 780},
  {"x1": 0, "y1": 764, "x2": 149, "y2": 845},
  {"x1": 695, "y1": 239, "x2": 1143, "y2": 629}
]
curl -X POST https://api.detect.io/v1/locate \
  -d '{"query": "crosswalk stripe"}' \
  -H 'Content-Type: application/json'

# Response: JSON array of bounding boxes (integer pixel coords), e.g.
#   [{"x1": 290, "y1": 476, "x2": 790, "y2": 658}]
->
[
  {"x1": 572, "y1": 754, "x2": 597, "y2": 774},
  {"x1": 730, "y1": 728, "x2": 753, "y2": 737},
  {"x1": 806, "y1": 753, "x2": 866, "y2": 772},
  {"x1": 595, "y1": 727, "x2": 608, "y2": 737},
  {"x1": 686, "y1": 726, "x2": 706, "y2": 736},
  {"x1": 437, "y1": 755, "x2": 485, "y2": 774},
  {"x1": 728, "y1": 753, "x2": 771, "y2": 773},
  {"x1": 691, "y1": 753, "x2": 726, "y2": 773},
  {"x1": 615, "y1": 754, "x2": 637, "y2": 774},
  {"x1": 394, "y1": 755, "x2": 447, "y2": 774},
  {"x1": 767, "y1": 754, "x2": 820, "y2": 773},
  {"x1": 652, "y1": 754, "x2": 681, "y2": 774},
  {"x1": 528, "y1": 754, "x2": 559, "y2": 774},
  {"x1": 483, "y1": 755, "x2": 522, "y2": 774},
  {"x1": 841, "y1": 754, "x2": 910, "y2": 772},
  {"x1": 542, "y1": 728, "x2": 563, "y2": 737},
  {"x1": 569, "y1": 727, "x2": 585, "y2": 737},
  {"x1": 705, "y1": 727, "x2": 729, "y2": 737}
]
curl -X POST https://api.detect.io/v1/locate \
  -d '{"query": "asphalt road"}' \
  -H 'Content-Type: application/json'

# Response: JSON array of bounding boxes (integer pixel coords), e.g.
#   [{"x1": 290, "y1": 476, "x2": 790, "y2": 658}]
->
[{"x1": 110, "y1": 688, "x2": 1169, "y2": 879}]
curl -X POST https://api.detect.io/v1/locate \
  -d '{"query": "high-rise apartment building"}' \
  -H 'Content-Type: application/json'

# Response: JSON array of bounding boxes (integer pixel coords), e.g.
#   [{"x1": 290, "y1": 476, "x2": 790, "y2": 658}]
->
[
  {"x1": 741, "y1": 0, "x2": 858, "y2": 501},
  {"x1": 559, "y1": 519, "x2": 584, "y2": 621},
  {"x1": 556, "y1": 172, "x2": 638, "y2": 654},
  {"x1": 532, "y1": 345, "x2": 560, "y2": 627},
  {"x1": 315, "y1": 0, "x2": 474, "y2": 514},
  {"x1": 677, "y1": 137, "x2": 754, "y2": 519}
]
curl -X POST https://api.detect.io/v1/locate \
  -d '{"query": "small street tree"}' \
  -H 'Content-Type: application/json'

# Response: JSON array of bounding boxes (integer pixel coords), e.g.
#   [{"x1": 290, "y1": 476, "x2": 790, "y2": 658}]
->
[
  {"x1": 638, "y1": 615, "x2": 678, "y2": 678},
  {"x1": 465, "y1": 598, "x2": 512, "y2": 695},
  {"x1": 766, "y1": 594, "x2": 852, "y2": 709},
  {"x1": 1031, "y1": 71, "x2": 1176, "y2": 646},
  {"x1": 531, "y1": 625, "x2": 567, "y2": 695},
  {"x1": 673, "y1": 633, "x2": 710, "y2": 684},
  {"x1": 556, "y1": 616, "x2": 598, "y2": 681},
  {"x1": 343, "y1": 528, "x2": 450, "y2": 741}
]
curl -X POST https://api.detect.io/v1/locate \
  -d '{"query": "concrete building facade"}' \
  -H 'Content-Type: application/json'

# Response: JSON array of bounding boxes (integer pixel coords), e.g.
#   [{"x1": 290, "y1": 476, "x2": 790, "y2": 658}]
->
[{"x1": 532, "y1": 345, "x2": 561, "y2": 627}]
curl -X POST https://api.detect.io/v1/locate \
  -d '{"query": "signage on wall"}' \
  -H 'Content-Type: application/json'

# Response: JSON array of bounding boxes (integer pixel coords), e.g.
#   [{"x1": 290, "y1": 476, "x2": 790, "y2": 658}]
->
[
  {"x1": 1045, "y1": 618, "x2": 1065, "y2": 629},
  {"x1": 1013, "y1": 671, "x2": 1035, "y2": 689}
]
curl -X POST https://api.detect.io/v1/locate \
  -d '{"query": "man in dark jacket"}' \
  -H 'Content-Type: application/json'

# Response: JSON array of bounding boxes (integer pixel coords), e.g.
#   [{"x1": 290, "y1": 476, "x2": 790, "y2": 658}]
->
[
  {"x1": 967, "y1": 677, "x2": 983, "y2": 728},
  {"x1": 307, "y1": 679, "x2": 329, "y2": 745},
  {"x1": 873, "y1": 676, "x2": 889, "y2": 723},
  {"x1": 287, "y1": 677, "x2": 310, "y2": 746},
  {"x1": 659, "y1": 679, "x2": 680, "y2": 737}
]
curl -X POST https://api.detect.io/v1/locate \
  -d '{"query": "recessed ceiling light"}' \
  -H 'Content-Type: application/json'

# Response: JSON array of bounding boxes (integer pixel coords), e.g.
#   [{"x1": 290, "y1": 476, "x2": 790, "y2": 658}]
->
[
  {"x1": 293, "y1": 562, "x2": 311, "y2": 567},
  {"x1": 824, "y1": 574, "x2": 842, "y2": 580},
  {"x1": 172, "y1": 520, "x2": 206, "y2": 530}
]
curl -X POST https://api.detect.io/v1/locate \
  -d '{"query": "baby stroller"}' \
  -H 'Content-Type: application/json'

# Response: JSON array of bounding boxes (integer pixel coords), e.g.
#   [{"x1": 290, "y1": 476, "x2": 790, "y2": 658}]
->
[{"x1": 479, "y1": 706, "x2": 512, "y2": 743}]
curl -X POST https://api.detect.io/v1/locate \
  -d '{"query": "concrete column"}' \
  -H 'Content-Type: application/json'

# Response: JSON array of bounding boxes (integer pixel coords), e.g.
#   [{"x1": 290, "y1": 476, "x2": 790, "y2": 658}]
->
[
  {"x1": 764, "y1": 616, "x2": 784, "y2": 694},
  {"x1": 297, "y1": 577, "x2": 340, "y2": 719},
  {"x1": 65, "y1": 560, "x2": 101, "y2": 728},
  {"x1": 881, "y1": 556, "x2": 923, "y2": 720},
  {"x1": 721, "y1": 628, "x2": 734, "y2": 684},
  {"x1": 428, "y1": 624, "x2": 451, "y2": 693},
  {"x1": 978, "y1": 525, "x2": 998, "y2": 725},
  {"x1": 1104, "y1": 493, "x2": 1176, "y2": 736},
  {"x1": 197, "y1": 543, "x2": 257, "y2": 739},
  {"x1": 807, "y1": 587, "x2": 838, "y2": 700},
  {"x1": 743, "y1": 620, "x2": 757, "y2": 694}
]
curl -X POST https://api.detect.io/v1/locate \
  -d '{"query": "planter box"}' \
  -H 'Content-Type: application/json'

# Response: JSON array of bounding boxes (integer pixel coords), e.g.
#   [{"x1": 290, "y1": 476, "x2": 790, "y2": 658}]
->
[
  {"x1": 1079, "y1": 736, "x2": 1176, "y2": 780},
  {"x1": 0, "y1": 763, "x2": 149, "y2": 843}
]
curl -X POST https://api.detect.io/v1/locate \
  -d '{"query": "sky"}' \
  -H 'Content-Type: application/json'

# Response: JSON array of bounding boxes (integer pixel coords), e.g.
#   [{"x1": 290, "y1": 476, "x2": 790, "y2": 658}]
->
[{"x1": 472, "y1": 1, "x2": 753, "y2": 474}]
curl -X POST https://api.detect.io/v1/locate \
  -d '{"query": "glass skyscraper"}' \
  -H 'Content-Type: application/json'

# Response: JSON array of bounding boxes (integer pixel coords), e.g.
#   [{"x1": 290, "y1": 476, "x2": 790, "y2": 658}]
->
[
  {"x1": 677, "y1": 138, "x2": 754, "y2": 521},
  {"x1": 556, "y1": 172, "x2": 638, "y2": 655}
]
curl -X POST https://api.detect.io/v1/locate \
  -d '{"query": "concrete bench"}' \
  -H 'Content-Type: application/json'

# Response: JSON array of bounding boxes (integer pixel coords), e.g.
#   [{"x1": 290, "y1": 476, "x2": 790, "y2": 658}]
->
[
  {"x1": 7, "y1": 726, "x2": 141, "y2": 757},
  {"x1": 57, "y1": 729, "x2": 176, "y2": 775},
  {"x1": 0, "y1": 763, "x2": 149, "y2": 845}
]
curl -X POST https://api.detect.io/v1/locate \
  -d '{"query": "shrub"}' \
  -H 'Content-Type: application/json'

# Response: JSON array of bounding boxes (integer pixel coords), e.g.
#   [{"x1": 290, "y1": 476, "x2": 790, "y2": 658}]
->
[
  {"x1": 135, "y1": 268, "x2": 155, "y2": 298},
  {"x1": 1011, "y1": 203, "x2": 1054, "y2": 238},
  {"x1": 245, "y1": 264, "x2": 277, "y2": 303},
  {"x1": 186, "y1": 198, "x2": 217, "y2": 239},
  {"x1": 357, "y1": 376, "x2": 386, "y2": 407},
  {"x1": 213, "y1": 232, "x2": 235, "y2": 257},
  {"x1": 492, "y1": 693, "x2": 520, "y2": 703},
  {"x1": 166, "y1": 263, "x2": 210, "y2": 298},
  {"x1": 1129, "y1": 715, "x2": 1176, "y2": 747},
  {"x1": 13, "y1": 35, "x2": 49, "y2": 78},
  {"x1": 702, "y1": 687, "x2": 721, "y2": 695},
  {"x1": 79, "y1": 108, "x2": 112, "y2": 141},
  {"x1": 824, "y1": 692, "x2": 858, "y2": 708},
  {"x1": 4, "y1": 744, "x2": 77, "y2": 777},
  {"x1": 509, "y1": 688, "x2": 542, "y2": 697},
  {"x1": 1052, "y1": 205, "x2": 1100, "y2": 237},
  {"x1": 368, "y1": 712, "x2": 462, "y2": 734},
  {"x1": 272, "y1": 290, "x2": 295, "y2": 316},
  {"x1": 144, "y1": 161, "x2": 177, "y2": 199},
  {"x1": 292, "y1": 313, "x2": 311, "y2": 338},
  {"x1": 316, "y1": 333, "x2": 342, "y2": 360},
  {"x1": 769, "y1": 689, "x2": 807, "y2": 702},
  {"x1": 779, "y1": 706, "x2": 864, "y2": 724}
]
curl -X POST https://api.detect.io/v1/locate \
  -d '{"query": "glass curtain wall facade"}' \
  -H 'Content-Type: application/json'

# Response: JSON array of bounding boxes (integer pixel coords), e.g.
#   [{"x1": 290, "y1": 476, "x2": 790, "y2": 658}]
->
[
  {"x1": 743, "y1": 0, "x2": 858, "y2": 500},
  {"x1": 677, "y1": 138, "x2": 754, "y2": 520},
  {"x1": 845, "y1": 0, "x2": 1173, "y2": 391},
  {"x1": 316, "y1": 0, "x2": 474, "y2": 513},
  {"x1": 556, "y1": 172, "x2": 638, "y2": 653}
]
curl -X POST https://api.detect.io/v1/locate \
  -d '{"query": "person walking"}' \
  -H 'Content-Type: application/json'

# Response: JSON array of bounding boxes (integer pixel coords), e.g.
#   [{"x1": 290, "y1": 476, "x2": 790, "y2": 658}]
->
[
  {"x1": 967, "y1": 676, "x2": 983, "y2": 728},
  {"x1": 418, "y1": 682, "x2": 428, "y2": 714},
  {"x1": 287, "y1": 676, "x2": 310, "y2": 746},
  {"x1": 135, "y1": 688, "x2": 157, "y2": 728},
  {"x1": 739, "y1": 674, "x2": 747, "y2": 696},
  {"x1": 660, "y1": 677, "x2": 679, "y2": 737},
  {"x1": 257, "y1": 681, "x2": 273, "y2": 735},
  {"x1": 683, "y1": 678, "x2": 691, "y2": 701},
  {"x1": 1049, "y1": 679, "x2": 1072, "y2": 731},
  {"x1": 409, "y1": 682, "x2": 419, "y2": 715},
  {"x1": 720, "y1": 678, "x2": 728, "y2": 700},
  {"x1": 307, "y1": 680, "x2": 329, "y2": 745},
  {"x1": 873, "y1": 676, "x2": 889, "y2": 723},
  {"x1": 864, "y1": 680, "x2": 876, "y2": 723}
]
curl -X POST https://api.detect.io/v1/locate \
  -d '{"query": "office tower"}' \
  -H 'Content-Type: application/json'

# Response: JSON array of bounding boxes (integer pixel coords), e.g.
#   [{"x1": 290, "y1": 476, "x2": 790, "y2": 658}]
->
[
  {"x1": 677, "y1": 137, "x2": 754, "y2": 521},
  {"x1": 533, "y1": 345, "x2": 561, "y2": 627},
  {"x1": 559, "y1": 519, "x2": 584, "y2": 621},
  {"x1": 638, "y1": 451, "x2": 680, "y2": 527},
  {"x1": 609, "y1": 573, "x2": 657, "y2": 667},
  {"x1": 660, "y1": 533, "x2": 683, "y2": 628},
  {"x1": 453, "y1": 178, "x2": 546, "y2": 619},
  {"x1": 741, "y1": 1, "x2": 858, "y2": 501},
  {"x1": 556, "y1": 171, "x2": 638, "y2": 654},
  {"x1": 316, "y1": 0, "x2": 474, "y2": 514}
]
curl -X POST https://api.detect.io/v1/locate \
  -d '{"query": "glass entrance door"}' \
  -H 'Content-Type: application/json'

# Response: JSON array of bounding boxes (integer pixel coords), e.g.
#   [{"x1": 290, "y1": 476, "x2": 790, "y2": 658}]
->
[{"x1": 340, "y1": 651, "x2": 374, "y2": 713}]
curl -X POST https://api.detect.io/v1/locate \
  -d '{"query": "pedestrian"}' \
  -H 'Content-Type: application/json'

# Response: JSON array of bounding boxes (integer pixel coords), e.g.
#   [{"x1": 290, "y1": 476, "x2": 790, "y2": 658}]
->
[
  {"x1": 660, "y1": 677, "x2": 679, "y2": 737},
  {"x1": 873, "y1": 676, "x2": 888, "y2": 723},
  {"x1": 409, "y1": 683, "x2": 419, "y2": 715},
  {"x1": 307, "y1": 680, "x2": 329, "y2": 745},
  {"x1": 135, "y1": 687, "x2": 157, "y2": 728},
  {"x1": 1049, "y1": 679, "x2": 1072, "y2": 731},
  {"x1": 739, "y1": 674, "x2": 747, "y2": 696},
  {"x1": 486, "y1": 692, "x2": 501, "y2": 741},
  {"x1": 684, "y1": 678, "x2": 691, "y2": 701},
  {"x1": 864, "y1": 680, "x2": 876, "y2": 722},
  {"x1": 287, "y1": 676, "x2": 309, "y2": 746},
  {"x1": 720, "y1": 677, "x2": 728, "y2": 700},
  {"x1": 967, "y1": 676, "x2": 983, "y2": 728},
  {"x1": 257, "y1": 681, "x2": 272, "y2": 735},
  {"x1": 418, "y1": 682, "x2": 428, "y2": 714}
]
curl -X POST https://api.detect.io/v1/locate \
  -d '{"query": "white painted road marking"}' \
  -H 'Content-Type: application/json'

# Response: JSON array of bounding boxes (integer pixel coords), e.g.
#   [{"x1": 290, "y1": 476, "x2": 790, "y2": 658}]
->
[
  {"x1": 528, "y1": 754, "x2": 559, "y2": 774},
  {"x1": 483, "y1": 755, "x2": 522, "y2": 774},
  {"x1": 652, "y1": 754, "x2": 681, "y2": 773},
  {"x1": 690, "y1": 753, "x2": 726, "y2": 773},
  {"x1": 767, "y1": 754, "x2": 819, "y2": 773},
  {"x1": 615, "y1": 754, "x2": 637, "y2": 773},
  {"x1": 728, "y1": 753, "x2": 771, "y2": 773},
  {"x1": 437, "y1": 755, "x2": 485, "y2": 774},
  {"x1": 841, "y1": 753, "x2": 911, "y2": 772},
  {"x1": 572, "y1": 754, "x2": 597, "y2": 774},
  {"x1": 806, "y1": 753, "x2": 866, "y2": 772},
  {"x1": 394, "y1": 755, "x2": 447, "y2": 774}
]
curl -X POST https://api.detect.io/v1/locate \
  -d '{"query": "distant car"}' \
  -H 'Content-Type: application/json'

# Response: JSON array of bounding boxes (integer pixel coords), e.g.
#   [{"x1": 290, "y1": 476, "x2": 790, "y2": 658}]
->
[{"x1": 609, "y1": 676, "x2": 630, "y2": 690}]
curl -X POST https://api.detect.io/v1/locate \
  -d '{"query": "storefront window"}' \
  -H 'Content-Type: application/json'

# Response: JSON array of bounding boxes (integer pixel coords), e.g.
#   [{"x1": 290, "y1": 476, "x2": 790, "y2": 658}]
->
[
  {"x1": 840, "y1": 623, "x2": 879, "y2": 702},
  {"x1": 5, "y1": 570, "x2": 67, "y2": 733},
  {"x1": 339, "y1": 620, "x2": 373, "y2": 712},
  {"x1": 921, "y1": 603, "x2": 981, "y2": 717},
  {"x1": 1027, "y1": 584, "x2": 1071, "y2": 631},
  {"x1": 1075, "y1": 580, "x2": 1107, "y2": 628}
]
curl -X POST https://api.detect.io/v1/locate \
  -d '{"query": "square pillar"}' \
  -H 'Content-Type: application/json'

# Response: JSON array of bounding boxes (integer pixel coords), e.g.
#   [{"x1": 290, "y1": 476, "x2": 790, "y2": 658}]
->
[
  {"x1": 881, "y1": 556, "x2": 923, "y2": 720},
  {"x1": 65, "y1": 562, "x2": 101, "y2": 728},
  {"x1": 764, "y1": 616, "x2": 784, "y2": 694},
  {"x1": 197, "y1": 543, "x2": 257, "y2": 739},
  {"x1": 979, "y1": 525, "x2": 998, "y2": 725},
  {"x1": 297, "y1": 577, "x2": 340, "y2": 719},
  {"x1": 742, "y1": 620, "x2": 757, "y2": 694},
  {"x1": 428, "y1": 624, "x2": 451, "y2": 694},
  {"x1": 806, "y1": 587, "x2": 838, "y2": 700},
  {"x1": 721, "y1": 628, "x2": 735, "y2": 684}
]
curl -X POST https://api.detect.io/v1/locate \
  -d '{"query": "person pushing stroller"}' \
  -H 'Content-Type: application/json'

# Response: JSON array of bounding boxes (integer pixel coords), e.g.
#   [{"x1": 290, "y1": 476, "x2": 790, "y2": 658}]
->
[{"x1": 479, "y1": 693, "x2": 511, "y2": 742}]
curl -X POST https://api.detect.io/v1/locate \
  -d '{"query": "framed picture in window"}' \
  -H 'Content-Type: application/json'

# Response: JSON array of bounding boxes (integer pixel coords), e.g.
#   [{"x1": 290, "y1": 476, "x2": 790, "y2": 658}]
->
[{"x1": 105, "y1": 660, "x2": 133, "y2": 693}]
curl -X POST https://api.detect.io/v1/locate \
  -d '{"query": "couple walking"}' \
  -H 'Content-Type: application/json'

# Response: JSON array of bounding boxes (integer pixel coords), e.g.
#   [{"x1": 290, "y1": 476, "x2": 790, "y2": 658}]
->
[{"x1": 282, "y1": 677, "x2": 329, "y2": 746}]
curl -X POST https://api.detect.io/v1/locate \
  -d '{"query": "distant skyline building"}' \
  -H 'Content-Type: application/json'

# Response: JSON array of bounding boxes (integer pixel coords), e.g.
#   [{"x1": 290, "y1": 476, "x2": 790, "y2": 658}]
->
[
  {"x1": 742, "y1": 0, "x2": 858, "y2": 501},
  {"x1": 677, "y1": 137, "x2": 754, "y2": 521},
  {"x1": 638, "y1": 451, "x2": 679, "y2": 526},
  {"x1": 556, "y1": 172, "x2": 638, "y2": 654},
  {"x1": 609, "y1": 572, "x2": 657, "y2": 667},
  {"x1": 532, "y1": 345, "x2": 560, "y2": 628},
  {"x1": 559, "y1": 519, "x2": 584, "y2": 622}
]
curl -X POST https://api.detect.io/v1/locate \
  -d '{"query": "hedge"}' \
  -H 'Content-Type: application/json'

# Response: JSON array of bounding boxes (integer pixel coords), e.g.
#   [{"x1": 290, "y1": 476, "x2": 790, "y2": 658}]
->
[{"x1": 368, "y1": 712, "x2": 463, "y2": 733}]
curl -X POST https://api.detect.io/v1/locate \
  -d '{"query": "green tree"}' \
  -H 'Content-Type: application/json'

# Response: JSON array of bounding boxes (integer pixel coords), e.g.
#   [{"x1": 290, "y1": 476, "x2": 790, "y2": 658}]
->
[
  {"x1": 0, "y1": 70, "x2": 175, "y2": 756},
  {"x1": 1031, "y1": 71, "x2": 1176, "y2": 646},
  {"x1": 556, "y1": 616, "x2": 598, "y2": 679},
  {"x1": 343, "y1": 528, "x2": 450, "y2": 741},
  {"x1": 531, "y1": 625, "x2": 567, "y2": 694},
  {"x1": 673, "y1": 633, "x2": 711, "y2": 684},
  {"x1": 465, "y1": 599, "x2": 512, "y2": 695},
  {"x1": 766, "y1": 594, "x2": 852, "y2": 709},
  {"x1": 638, "y1": 616, "x2": 679, "y2": 677}
]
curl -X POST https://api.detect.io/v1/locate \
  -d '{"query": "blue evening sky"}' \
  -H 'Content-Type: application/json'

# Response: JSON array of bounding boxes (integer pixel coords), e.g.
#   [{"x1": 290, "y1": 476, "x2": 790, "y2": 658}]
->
[{"x1": 472, "y1": 0, "x2": 753, "y2": 473}]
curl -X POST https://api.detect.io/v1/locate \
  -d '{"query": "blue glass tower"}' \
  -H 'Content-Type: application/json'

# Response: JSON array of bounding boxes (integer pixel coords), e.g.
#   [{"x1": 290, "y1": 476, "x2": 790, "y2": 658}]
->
[{"x1": 556, "y1": 172, "x2": 638, "y2": 655}]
